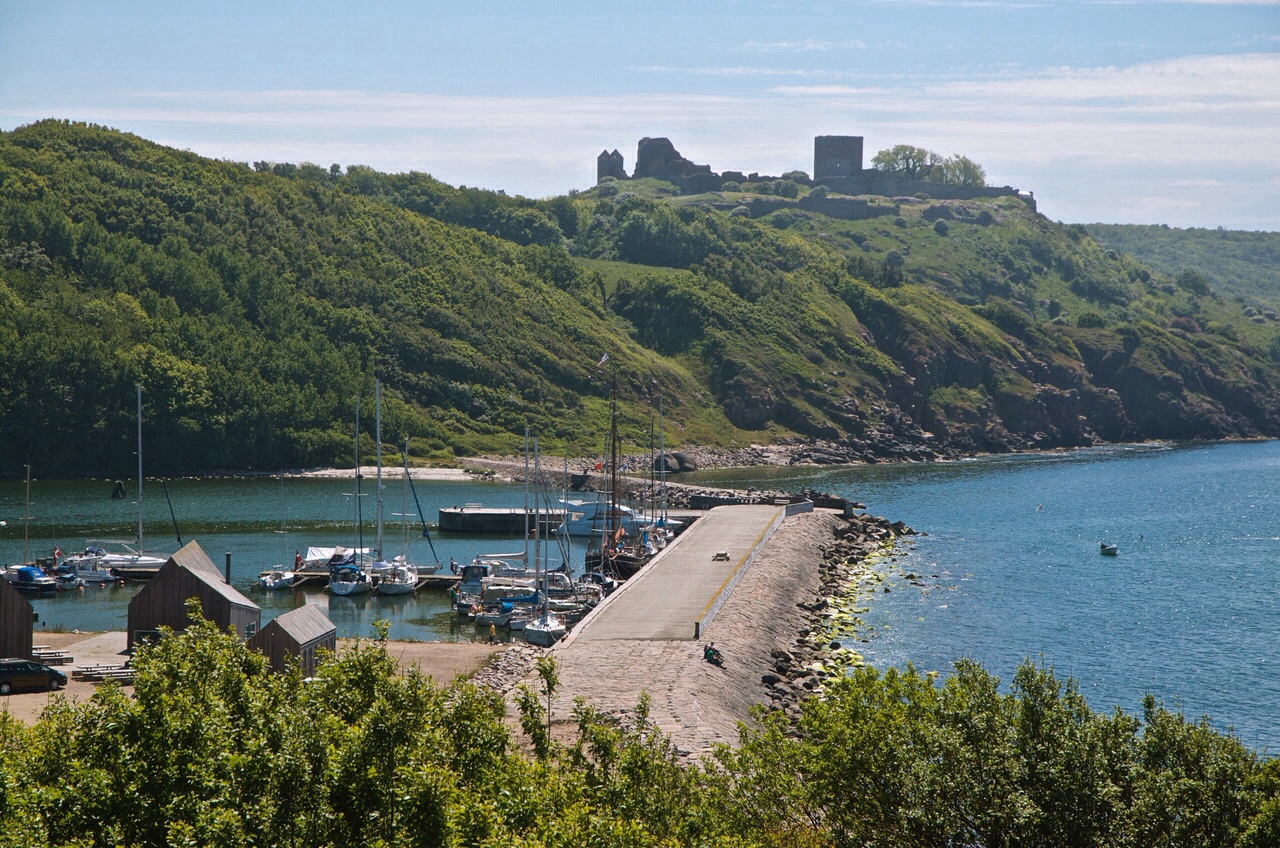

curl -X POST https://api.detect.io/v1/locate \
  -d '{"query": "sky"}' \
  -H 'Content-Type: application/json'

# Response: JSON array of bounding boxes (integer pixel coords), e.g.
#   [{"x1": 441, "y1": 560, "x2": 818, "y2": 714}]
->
[{"x1": 1, "y1": 0, "x2": 1277, "y2": 231}]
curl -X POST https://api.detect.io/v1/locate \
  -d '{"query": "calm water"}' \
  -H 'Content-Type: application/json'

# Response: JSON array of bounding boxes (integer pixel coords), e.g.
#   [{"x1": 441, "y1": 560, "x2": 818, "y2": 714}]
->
[
  {"x1": 0, "y1": 473, "x2": 576, "y2": 646},
  {"x1": 682, "y1": 441, "x2": 1280, "y2": 754}
]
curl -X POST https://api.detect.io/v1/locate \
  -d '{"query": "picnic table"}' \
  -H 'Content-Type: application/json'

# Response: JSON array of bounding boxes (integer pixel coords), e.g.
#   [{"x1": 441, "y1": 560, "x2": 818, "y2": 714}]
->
[{"x1": 72, "y1": 664, "x2": 135, "y2": 684}]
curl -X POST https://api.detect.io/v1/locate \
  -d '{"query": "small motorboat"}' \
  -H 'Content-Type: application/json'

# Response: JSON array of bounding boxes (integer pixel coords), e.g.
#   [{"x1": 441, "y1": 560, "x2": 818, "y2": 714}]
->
[{"x1": 1099, "y1": 543, "x2": 1119, "y2": 556}]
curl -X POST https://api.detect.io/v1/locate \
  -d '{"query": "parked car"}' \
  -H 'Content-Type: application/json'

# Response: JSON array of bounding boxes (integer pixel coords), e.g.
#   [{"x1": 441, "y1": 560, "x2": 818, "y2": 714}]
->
[{"x1": 0, "y1": 658, "x2": 67, "y2": 694}]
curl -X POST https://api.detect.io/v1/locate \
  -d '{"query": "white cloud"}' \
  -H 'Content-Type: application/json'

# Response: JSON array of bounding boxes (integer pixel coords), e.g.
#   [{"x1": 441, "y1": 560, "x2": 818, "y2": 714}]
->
[
  {"x1": 3, "y1": 52, "x2": 1275, "y2": 227},
  {"x1": 740, "y1": 39, "x2": 867, "y2": 52}
]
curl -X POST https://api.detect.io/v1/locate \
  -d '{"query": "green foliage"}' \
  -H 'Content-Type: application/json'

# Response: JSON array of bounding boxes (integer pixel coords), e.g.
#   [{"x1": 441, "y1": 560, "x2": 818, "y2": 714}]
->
[
  {"x1": 2, "y1": 629, "x2": 1279, "y2": 847},
  {"x1": 872, "y1": 144, "x2": 942, "y2": 181},
  {"x1": 1087, "y1": 223, "x2": 1280, "y2": 309},
  {"x1": 871, "y1": 145, "x2": 988, "y2": 187}
]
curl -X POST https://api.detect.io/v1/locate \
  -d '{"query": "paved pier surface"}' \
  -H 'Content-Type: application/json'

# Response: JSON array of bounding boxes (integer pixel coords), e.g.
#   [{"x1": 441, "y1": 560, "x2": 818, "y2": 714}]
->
[
  {"x1": 517, "y1": 508, "x2": 846, "y2": 759},
  {"x1": 572, "y1": 503, "x2": 784, "y2": 642}
]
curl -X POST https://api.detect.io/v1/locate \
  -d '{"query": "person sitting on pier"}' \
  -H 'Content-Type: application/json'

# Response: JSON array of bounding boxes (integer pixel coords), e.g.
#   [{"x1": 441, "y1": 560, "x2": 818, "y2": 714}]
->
[{"x1": 703, "y1": 643, "x2": 724, "y2": 667}]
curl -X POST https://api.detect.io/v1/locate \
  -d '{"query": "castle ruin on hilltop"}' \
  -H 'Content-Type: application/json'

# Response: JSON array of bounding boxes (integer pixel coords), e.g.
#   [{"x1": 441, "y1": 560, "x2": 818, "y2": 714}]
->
[{"x1": 596, "y1": 135, "x2": 1035, "y2": 215}]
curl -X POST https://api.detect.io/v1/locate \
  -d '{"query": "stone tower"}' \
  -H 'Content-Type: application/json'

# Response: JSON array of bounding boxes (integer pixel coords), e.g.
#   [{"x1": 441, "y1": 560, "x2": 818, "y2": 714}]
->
[
  {"x1": 597, "y1": 149, "x2": 627, "y2": 182},
  {"x1": 814, "y1": 135, "x2": 864, "y2": 181}
]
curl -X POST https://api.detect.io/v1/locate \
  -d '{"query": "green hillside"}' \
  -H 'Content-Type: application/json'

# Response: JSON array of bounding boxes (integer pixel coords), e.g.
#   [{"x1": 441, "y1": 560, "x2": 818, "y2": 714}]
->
[
  {"x1": 1086, "y1": 223, "x2": 1280, "y2": 312},
  {"x1": 3, "y1": 120, "x2": 1279, "y2": 477}
]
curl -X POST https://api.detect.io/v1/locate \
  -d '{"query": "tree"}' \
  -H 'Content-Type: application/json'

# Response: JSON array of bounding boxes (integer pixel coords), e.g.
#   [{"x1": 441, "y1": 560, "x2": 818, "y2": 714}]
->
[
  {"x1": 872, "y1": 146, "x2": 988, "y2": 187},
  {"x1": 939, "y1": 154, "x2": 987, "y2": 187},
  {"x1": 871, "y1": 144, "x2": 942, "y2": 181}
]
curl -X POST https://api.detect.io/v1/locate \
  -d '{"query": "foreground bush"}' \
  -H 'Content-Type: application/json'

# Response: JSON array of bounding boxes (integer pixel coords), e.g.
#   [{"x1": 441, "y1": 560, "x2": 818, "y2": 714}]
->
[{"x1": 0, "y1": 615, "x2": 1276, "y2": 847}]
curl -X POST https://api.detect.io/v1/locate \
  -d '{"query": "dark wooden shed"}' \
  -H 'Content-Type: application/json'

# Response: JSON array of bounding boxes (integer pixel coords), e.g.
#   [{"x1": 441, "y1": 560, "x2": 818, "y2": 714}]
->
[
  {"x1": 248, "y1": 603, "x2": 336, "y2": 677},
  {"x1": 127, "y1": 540, "x2": 260, "y2": 649},
  {"x1": 0, "y1": 578, "x2": 33, "y2": 660}
]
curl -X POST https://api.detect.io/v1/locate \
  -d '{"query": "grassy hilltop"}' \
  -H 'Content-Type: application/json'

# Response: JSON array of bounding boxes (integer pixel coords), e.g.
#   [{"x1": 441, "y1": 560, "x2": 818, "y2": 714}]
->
[{"x1": 3, "y1": 120, "x2": 1279, "y2": 477}]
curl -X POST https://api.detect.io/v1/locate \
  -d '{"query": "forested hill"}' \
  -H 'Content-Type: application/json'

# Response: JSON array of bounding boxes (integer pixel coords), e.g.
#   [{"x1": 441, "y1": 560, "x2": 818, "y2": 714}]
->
[
  {"x1": 1086, "y1": 223, "x2": 1280, "y2": 310},
  {"x1": 4, "y1": 120, "x2": 1280, "y2": 477}
]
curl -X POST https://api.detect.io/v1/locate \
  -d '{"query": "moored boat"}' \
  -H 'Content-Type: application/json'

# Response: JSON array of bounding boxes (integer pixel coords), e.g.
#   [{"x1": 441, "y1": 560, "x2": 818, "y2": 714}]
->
[
  {"x1": 3, "y1": 565, "x2": 58, "y2": 594},
  {"x1": 375, "y1": 561, "x2": 418, "y2": 595},
  {"x1": 258, "y1": 565, "x2": 301, "y2": 590},
  {"x1": 329, "y1": 559, "x2": 372, "y2": 596}
]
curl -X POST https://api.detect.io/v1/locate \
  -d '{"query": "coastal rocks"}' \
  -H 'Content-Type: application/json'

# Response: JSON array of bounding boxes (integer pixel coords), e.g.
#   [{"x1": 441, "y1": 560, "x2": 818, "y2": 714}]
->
[
  {"x1": 759, "y1": 510, "x2": 916, "y2": 721},
  {"x1": 653, "y1": 451, "x2": 698, "y2": 473},
  {"x1": 471, "y1": 642, "x2": 545, "y2": 695}
]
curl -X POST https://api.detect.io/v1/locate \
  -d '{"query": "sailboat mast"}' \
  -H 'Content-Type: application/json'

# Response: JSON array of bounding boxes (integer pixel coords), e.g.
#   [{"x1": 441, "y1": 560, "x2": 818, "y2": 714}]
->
[
  {"x1": 610, "y1": 381, "x2": 619, "y2": 541},
  {"x1": 534, "y1": 438, "x2": 544, "y2": 614},
  {"x1": 523, "y1": 428, "x2": 530, "y2": 564},
  {"x1": 136, "y1": 383, "x2": 144, "y2": 550},
  {"x1": 658, "y1": 394, "x2": 667, "y2": 521},
  {"x1": 375, "y1": 379, "x2": 384, "y2": 560},
  {"x1": 22, "y1": 464, "x2": 30, "y2": 565},
  {"x1": 354, "y1": 395, "x2": 362, "y2": 554}
]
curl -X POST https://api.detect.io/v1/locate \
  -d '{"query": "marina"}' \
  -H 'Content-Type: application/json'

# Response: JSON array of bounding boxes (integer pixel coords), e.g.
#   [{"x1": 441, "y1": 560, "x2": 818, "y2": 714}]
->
[{"x1": 0, "y1": 471, "x2": 700, "y2": 644}]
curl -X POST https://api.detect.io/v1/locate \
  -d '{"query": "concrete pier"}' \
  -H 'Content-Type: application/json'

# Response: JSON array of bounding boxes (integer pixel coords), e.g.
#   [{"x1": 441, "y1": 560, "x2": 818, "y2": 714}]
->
[{"x1": 516, "y1": 504, "x2": 843, "y2": 759}]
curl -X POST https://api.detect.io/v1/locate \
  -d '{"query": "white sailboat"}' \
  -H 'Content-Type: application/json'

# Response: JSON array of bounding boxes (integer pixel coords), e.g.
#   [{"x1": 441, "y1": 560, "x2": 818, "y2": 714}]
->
[
  {"x1": 258, "y1": 473, "x2": 300, "y2": 590},
  {"x1": 370, "y1": 380, "x2": 425, "y2": 596},
  {"x1": 330, "y1": 393, "x2": 373, "y2": 596},
  {"x1": 521, "y1": 440, "x2": 567, "y2": 647},
  {"x1": 66, "y1": 385, "x2": 168, "y2": 580}
]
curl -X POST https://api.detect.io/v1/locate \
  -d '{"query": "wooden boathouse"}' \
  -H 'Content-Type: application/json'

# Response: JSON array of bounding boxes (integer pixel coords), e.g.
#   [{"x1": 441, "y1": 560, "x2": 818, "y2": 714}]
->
[
  {"x1": 248, "y1": 603, "x2": 335, "y2": 677},
  {"x1": 127, "y1": 540, "x2": 260, "y2": 649},
  {"x1": 0, "y1": 578, "x2": 33, "y2": 660}
]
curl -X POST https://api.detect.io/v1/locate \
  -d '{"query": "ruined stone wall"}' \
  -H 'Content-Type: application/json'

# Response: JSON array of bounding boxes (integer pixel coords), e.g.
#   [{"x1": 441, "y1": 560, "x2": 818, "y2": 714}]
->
[{"x1": 820, "y1": 173, "x2": 1035, "y2": 211}]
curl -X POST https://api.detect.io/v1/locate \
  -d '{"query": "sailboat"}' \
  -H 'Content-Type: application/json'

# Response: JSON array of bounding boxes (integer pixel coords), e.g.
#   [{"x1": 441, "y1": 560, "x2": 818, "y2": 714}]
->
[
  {"x1": 521, "y1": 440, "x2": 567, "y2": 647},
  {"x1": 258, "y1": 473, "x2": 301, "y2": 590},
  {"x1": 64, "y1": 385, "x2": 168, "y2": 580},
  {"x1": 330, "y1": 393, "x2": 372, "y2": 597},
  {"x1": 583, "y1": 380, "x2": 649, "y2": 581}
]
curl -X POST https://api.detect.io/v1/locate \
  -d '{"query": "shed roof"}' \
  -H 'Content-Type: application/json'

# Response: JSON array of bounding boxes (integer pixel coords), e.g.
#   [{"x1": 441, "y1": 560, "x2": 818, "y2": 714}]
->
[
  {"x1": 166, "y1": 541, "x2": 258, "y2": 610},
  {"x1": 271, "y1": 604, "x2": 335, "y2": 645}
]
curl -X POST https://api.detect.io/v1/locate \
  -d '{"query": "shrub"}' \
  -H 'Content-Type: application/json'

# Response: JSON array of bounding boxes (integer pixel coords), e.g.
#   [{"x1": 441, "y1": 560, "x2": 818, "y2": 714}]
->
[
  {"x1": 933, "y1": 219, "x2": 950, "y2": 236},
  {"x1": 729, "y1": 205, "x2": 752, "y2": 217},
  {"x1": 721, "y1": 181, "x2": 741, "y2": 192},
  {"x1": 772, "y1": 179, "x2": 800, "y2": 199},
  {"x1": 1076, "y1": 312, "x2": 1106, "y2": 328},
  {"x1": 808, "y1": 185, "x2": 830, "y2": 198},
  {"x1": 597, "y1": 182, "x2": 619, "y2": 197}
]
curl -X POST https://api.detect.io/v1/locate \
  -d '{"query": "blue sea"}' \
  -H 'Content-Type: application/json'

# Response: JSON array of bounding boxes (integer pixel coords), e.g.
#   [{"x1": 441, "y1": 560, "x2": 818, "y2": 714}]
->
[
  {"x1": 682, "y1": 440, "x2": 1280, "y2": 754},
  {"x1": 3, "y1": 441, "x2": 1278, "y2": 752}
]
